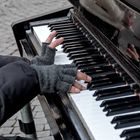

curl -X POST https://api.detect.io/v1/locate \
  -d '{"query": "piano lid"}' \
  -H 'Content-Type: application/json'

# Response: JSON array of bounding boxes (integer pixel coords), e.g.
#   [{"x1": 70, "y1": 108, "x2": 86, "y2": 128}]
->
[{"x1": 67, "y1": 0, "x2": 140, "y2": 85}]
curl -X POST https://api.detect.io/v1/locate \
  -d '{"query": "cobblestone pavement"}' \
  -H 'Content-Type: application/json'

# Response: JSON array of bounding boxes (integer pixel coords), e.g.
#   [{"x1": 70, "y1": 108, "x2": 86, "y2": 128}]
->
[{"x1": 0, "y1": 0, "x2": 71, "y2": 139}]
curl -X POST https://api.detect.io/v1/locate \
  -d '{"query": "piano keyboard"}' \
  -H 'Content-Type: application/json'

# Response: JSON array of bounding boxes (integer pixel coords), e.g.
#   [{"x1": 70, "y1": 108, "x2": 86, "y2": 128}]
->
[{"x1": 31, "y1": 17, "x2": 140, "y2": 140}]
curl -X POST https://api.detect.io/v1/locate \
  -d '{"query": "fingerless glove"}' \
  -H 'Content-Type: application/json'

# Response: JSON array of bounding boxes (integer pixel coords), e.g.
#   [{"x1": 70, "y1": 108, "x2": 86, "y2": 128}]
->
[
  {"x1": 31, "y1": 64, "x2": 77, "y2": 94},
  {"x1": 31, "y1": 43, "x2": 56, "y2": 65}
]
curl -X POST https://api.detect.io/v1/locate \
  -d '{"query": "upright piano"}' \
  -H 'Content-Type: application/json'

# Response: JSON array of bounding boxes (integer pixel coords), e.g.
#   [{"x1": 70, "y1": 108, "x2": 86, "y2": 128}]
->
[{"x1": 12, "y1": 0, "x2": 140, "y2": 140}]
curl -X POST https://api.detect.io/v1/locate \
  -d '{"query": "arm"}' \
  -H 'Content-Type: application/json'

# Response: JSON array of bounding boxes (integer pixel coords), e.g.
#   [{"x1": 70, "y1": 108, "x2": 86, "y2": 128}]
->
[
  {"x1": 0, "y1": 61, "x2": 39, "y2": 126},
  {"x1": 0, "y1": 55, "x2": 30, "y2": 67},
  {"x1": 0, "y1": 136, "x2": 35, "y2": 140}
]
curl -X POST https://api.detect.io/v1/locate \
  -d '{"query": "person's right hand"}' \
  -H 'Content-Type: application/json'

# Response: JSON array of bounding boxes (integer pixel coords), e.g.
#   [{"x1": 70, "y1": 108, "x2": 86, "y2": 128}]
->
[{"x1": 31, "y1": 64, "x2": 92, "y2": 95}]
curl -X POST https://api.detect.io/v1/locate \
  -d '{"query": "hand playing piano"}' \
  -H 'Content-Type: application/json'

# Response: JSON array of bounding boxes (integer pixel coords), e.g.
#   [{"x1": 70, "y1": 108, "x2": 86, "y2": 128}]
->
[
  {"x1": 126, "y1": 44, "x2": 140, "y2": 62},
  {"x1": 31, "y1": 64, "x2": 92, "y2": 94},
  {"x1": 31, "y1": 30, "x2": 64, "y2": 65}
]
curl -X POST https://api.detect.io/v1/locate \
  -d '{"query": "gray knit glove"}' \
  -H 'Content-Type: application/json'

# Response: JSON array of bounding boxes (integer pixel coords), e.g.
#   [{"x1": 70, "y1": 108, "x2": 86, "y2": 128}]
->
[
  {"x1": 31, "y1": 64, "x2": 77, "y2": 94},
  {"x1": 31, "y1": 43, "x2": 56, "y2": 65}
]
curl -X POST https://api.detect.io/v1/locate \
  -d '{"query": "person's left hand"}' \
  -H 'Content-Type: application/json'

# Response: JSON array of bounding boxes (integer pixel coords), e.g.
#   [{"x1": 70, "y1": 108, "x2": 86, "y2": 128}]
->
[{"x1": 31, "y1": 31, "x2": 64, "y2": 65}]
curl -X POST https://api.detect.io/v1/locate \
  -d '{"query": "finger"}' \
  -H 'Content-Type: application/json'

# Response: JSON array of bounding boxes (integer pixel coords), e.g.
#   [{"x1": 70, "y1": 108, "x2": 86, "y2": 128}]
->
[
  {"x1": 73, "y1": 81, "x2": 86, "y2": 90},
  {"x1": 49, "y1": 37, "x2": 64, "y2": 49},
  {"x1": 127, "y1": 48, "x2": 138, "y2": 61},
  {"x1": 76, "y1": 71, "x2": 92, "y2": 82},
  {"x1": 45, "y1": 31, "x2": 57, "y2": 43},
  {"x1": 129, "y1": 44, "x2": 137, "y2": 53},
  {"x1": 69, "y1": 86, "x2": 80, "y2": 93},
  {"x1": 127, "y1": 48, "x2": 135, "y2": 57}
]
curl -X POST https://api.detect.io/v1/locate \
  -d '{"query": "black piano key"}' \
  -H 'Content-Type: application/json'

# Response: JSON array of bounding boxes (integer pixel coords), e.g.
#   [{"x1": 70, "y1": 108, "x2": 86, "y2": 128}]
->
[
  {"x1": 63, "y1": 40, "x2": 91, "y2": 46},
  {"x1": 63, "y1": 42, "x2": 89, "y2": 48},
  {"x1": 91, "y1": 72, "x2": 122, "y2": 84},
  {"x1": 88, "y1": 73, "x2": 124, "y2": 89},
  {"x1": 67, "y1": 48, "x2": 98, "y2": 57},
  {"x1": 77, "y1": 60, "x2": 107, "y2": 69},
  {"x1": 50, "y1": 24, "x2": 76, "y2": 30},
  {"x1": 94, "y1": 85, "x2": 131, "y2": 96},
  {"x1": 92, "y1": 77, "x2": 123, "y2": 87},
  {"x1": 63, "y1": 37, "x2": 87, "y2": 43},
  {"x1": 104, "y1": 97, "x2": 140, "y2": 111},
  {"x1": 60, "y1": 34, "x2": 85, "y2": 40},
  {"x1": 100, "y1": 96, "x2": 138, "y2": 107},
  {"x1": 90, "y1": 73, "x2": 122, "y2": 83},
  {"x1": 82, "y1": 65, "x2": 113, "y2": 73},
  {"x1": 52, "y1": 27, "x2": 78, "y2": 32},
  {"x1": 48, "y1": 19, "x2": 72, "y2": 26},
  {"x1": 96, "y1": 90, "x2": 132, "y2": 101},
  {"x1": 57, "y1": 31, "x2": 82, "y2": 37},
  {"x1": 122, "y1": 74, "x2": 134, "y2": 83},
  {"x1": 75, "y1": 57, "x2": 102, "y2": 65},
  {"x1": 115, "y1": 119, "x2": 140, "y2": 129},
  {"x1": 94, "y1": 86, "x2": 133, "y2": 100},
  {"x1": 111, "y1": 113, "x2": 140, "y2": 129},
  {"x1": 56, "y1": 29, "x2": 79, "y2": 34},
  {"x1": 73, "y1": 55, "x2": 102, "y2": 63},
  {"x1": 125, "y1": 134, "x2": 140, "y2": 140},
  {"x1": 106, "y1": 102, "x2": 140, "y2": 116},
  {"x1": 70, "y1": 53, "x2": 102, "y2": 60},
  {"x1": 50, "y1": 22, "x2": 75, "y2": 28},
  {"x1": 112, "y1": 113, "x2": 140, "y2": 124},
  {"x1": 121, "y1": 127, "x2": 140, "y2": 138},
  {"x1": 77, "y1": 59, "x2": 106, "y2": 68},
  {"x1": 63, "y1": 44, "x2": 88, "y2": 52},
  {"x1": 88, "y1": 81, "x2": 125, "y2": 91},
  {"x1": 82, "y1": 61, "x2": 109, "y2": 69},
  {"x1": 64, "y1": 46, "x2": 87, "y2": 53},
  {"x1": 72, "y1": 55, "x2": 99, "y2": 61},
  {"x1": 82, "y1": 65, "x2": 112, "y2": 75},
  {"x1": 87, "y1": 71, "x2": 116, "y2": 78}
]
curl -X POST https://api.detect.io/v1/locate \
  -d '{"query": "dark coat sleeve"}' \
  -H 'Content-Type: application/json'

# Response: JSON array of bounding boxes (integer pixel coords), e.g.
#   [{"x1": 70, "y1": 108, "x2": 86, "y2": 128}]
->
[
  {"x1": 0, "y1": 61, "x2": 40, "y2": 126},
  {"x1": 0, "y1": 55, "x2": 30, "y2": 67},
  {"x1": 0, "y1": 136, "x2": 35, "y2": 140}
]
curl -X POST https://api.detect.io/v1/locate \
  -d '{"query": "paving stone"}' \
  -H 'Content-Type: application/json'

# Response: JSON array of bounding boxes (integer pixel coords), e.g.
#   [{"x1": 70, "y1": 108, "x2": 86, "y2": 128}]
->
[
  {"x1": 35, "y1": 124, "x2": 45, "y2": 132},
  {"x1": 39, "y1": 136, "x2": 54, "y2": 140},
  {"x1": 33, "y1": 106, "x2": 43, "y2": 112},
  {"x1": 3, "y1": 134, "x2": 16, "y2": 137},
  {"x1": 37, "y1": 130, "x2": 51, "y2": 138},
  {"x1": 1, "y1": 120, "x2": 16, "y2": 127},
  {"x1": 35, "y1": 112, "x2": 45, "y2": 118},
  {"x1": 0, "y1": 127, "x2": 13, "y2": 135},
  {"x1": 44, "y1": 124, "x2": 50, "y2": 130},
  {"x1": 34, "y1": 118, "x2": 47, "y2": 125},
  {"x1": 12, "y1": 126, "x2": 21, "y2": 134}
]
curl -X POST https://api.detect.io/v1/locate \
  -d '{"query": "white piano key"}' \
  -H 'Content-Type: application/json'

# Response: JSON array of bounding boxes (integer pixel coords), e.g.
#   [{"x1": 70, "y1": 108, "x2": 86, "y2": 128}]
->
[{"x1": 33, "y1": 25, "x2": 52, "y2": 45}]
